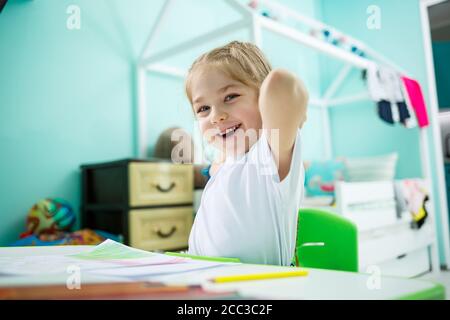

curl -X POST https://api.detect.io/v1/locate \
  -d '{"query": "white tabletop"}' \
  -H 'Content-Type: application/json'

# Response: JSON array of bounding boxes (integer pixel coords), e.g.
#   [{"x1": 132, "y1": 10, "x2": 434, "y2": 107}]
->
[{"x1": 0, "y1": 246, "x2": 443, "y2": 300}]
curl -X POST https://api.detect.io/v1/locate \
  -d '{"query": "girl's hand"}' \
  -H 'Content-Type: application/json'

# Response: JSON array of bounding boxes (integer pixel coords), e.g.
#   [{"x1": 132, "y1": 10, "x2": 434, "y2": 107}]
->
[{"x1": 258, "y1": 69, "x2": 309, "y2": 181}]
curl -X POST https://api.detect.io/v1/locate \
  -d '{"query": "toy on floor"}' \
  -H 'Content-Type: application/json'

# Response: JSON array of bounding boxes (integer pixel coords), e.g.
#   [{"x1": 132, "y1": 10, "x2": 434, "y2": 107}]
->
[
  {"x1": 20, "y1": 198, "x2": 76, "y2": 239},
  {"x1": 10, "y1": 229, "x2": 123, "y2": 247},
  {"x1": 13, "y1": 198, "x2": 122, "y2": 246}
]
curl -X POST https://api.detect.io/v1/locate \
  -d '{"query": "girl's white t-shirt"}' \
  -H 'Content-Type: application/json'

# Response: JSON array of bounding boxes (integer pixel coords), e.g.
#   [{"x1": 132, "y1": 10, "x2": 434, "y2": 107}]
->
[{"x1": 188, "y1": 129, "x2": 304, "y2": 266}]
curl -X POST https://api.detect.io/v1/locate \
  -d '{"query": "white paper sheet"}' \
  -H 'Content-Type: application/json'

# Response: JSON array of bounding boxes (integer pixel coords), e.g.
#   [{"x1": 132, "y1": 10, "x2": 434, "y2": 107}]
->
[
  {"x1": 87, "y1": 259, "x2": 227, "y2": 278},
  {"x1": 0, "y1": 255, "x2": 126, "y2": 276},
  {"x1": 0, "y1": 240, "x2": 183, "y2": 276}
]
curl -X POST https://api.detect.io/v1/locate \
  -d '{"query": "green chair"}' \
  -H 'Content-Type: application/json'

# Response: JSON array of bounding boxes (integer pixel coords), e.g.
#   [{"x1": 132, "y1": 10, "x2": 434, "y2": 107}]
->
[{"x1": 293, "y1": 208, "x2": 358, "y2": 272}]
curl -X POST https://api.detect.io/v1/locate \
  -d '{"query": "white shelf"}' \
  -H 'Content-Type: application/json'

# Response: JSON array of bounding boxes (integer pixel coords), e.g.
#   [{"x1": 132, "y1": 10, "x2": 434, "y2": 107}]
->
[{"x1": 359, "y1": 222, "x2": 434, "y2": 268}]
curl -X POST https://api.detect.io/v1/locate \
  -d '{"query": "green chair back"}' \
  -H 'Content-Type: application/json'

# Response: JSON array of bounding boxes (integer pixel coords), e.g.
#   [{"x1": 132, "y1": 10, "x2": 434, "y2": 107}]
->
[{"x1": 294, "y1": 208, "x2": 358, "y2": 272}]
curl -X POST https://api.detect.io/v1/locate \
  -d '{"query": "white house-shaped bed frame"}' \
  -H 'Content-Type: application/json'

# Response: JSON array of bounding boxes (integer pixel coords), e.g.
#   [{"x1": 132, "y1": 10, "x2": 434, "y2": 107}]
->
[{"x1": 135, "y1": 0, "x2": 450, "y2": 272}]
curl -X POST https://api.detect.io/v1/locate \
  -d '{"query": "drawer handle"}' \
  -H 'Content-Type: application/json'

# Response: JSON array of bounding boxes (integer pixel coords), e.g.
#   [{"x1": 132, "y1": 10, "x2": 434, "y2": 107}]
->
[
  {"x1": 154, "y1": 226, "x2": 177, "y2": 238},
  {"x1": 154, "y1": 182, "x2": 176, "y2": 193}
]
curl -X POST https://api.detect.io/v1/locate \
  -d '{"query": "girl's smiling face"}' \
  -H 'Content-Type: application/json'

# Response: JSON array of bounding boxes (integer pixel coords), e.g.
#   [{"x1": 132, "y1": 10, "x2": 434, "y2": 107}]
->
[{"x1": 190, "y1": 66, "x2": 262, "y2": 159}]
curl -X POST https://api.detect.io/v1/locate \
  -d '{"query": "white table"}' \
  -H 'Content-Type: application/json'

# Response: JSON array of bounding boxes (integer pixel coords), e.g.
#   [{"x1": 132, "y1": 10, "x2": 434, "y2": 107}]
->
[{"x1": 0, "y1": 246, "x2": 445, "y2": 300}]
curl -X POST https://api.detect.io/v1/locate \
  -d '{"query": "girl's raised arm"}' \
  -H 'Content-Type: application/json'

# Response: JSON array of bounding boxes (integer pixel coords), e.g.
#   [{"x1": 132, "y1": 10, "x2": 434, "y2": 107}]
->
[{"x1": 259, "y1": 69, "x2": 309, "y2": 181}]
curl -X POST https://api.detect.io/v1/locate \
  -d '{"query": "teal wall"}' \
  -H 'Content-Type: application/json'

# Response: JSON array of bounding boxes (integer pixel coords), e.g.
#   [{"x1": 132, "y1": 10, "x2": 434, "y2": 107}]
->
[
  {"x1": 0, "y1": 0, "x2": 160, "y2": 245},
  {"x1": 433, "y1": 41, "x2": 450, "y2": 109}
]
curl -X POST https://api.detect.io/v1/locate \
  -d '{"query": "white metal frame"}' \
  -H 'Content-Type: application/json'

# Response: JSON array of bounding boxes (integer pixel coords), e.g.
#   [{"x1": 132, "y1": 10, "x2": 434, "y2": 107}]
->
[
  {"x1": 419, "y1": 0, "x2": 450, "y2": 268},
  {"x1": 136, "y1": 0, "x2": 449, "y2": 272}
]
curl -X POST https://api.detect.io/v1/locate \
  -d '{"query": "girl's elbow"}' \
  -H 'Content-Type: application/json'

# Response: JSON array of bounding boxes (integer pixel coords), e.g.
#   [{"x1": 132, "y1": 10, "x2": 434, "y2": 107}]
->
[
  {"x1": 262, "y1": 69, "x2": 295, "y2": 93},
  {"x1": 295, "y1": 76, "x2": 309, "y2": 105},
  {"x1": 295, "y1": 81, "x2": 309, "y2": 120},
  {"x1": 299, "y1": 112, "x2": 307, "y2": 129}
]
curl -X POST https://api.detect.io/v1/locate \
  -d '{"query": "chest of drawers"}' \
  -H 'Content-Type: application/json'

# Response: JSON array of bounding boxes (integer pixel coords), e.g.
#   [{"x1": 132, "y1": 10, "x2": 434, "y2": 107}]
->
[{"x1": 80, "y1": 159, "x2": 194, "y2": 251}]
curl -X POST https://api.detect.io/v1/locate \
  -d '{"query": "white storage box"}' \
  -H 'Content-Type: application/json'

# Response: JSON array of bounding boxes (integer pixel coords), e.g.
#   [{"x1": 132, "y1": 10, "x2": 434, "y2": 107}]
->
[
  {"x1": 335, "y1": 181, "x2": 398, "y2": 231},
  {"x1": 376, "y1": 247, "x2": 430, "y2": 278},
  {"x1": 358, "y1": 219, "x2": 434, "y2": 268}
]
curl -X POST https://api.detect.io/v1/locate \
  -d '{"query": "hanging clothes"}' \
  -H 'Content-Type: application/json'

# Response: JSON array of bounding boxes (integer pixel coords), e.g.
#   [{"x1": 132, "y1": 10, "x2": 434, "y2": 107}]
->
[
  {"x1": 386, "y1": 69, "x2": 416, "y2": 128},
  {"x1": 377, "y1": 100, "x2": 394, "y2": 124},
  {"x1": 367, "y1": 66, "x2": 390, "y2": 123},
  {"x1": 401, "y1": 76, "x2": 430, "y2": 128},
  {"x1": 394, "y1": 179, "x2": 429, "y2": 229},
  {"x1": 366, "y1": 66, "x2": 416, "y2": 128}
]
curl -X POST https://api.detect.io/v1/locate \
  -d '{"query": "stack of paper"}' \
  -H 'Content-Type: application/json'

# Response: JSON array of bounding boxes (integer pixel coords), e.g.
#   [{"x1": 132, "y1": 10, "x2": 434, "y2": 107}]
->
[{"x1": 0, "y1": 240, "x2": 229, "y2": 279}]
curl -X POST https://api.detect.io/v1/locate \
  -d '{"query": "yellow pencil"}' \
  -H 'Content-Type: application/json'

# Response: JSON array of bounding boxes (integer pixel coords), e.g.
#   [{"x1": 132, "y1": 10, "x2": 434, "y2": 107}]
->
[{"x1": 212, "y1": 270, "x2": 309, "y2": 283}]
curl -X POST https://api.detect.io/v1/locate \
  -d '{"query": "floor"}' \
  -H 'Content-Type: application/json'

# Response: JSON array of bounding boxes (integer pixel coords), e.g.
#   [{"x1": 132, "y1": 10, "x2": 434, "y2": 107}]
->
[{"x1": 418, "y1": 269, "x2": 450, "y2": 299}]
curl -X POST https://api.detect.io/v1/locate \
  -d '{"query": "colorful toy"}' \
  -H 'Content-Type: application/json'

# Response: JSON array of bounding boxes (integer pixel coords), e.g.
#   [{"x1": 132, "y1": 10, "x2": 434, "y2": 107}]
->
[
  {"x1": 11, "y1": 229, "x2": 123, "y2": 247},
  {"x1": 304, "y1": 160, "x2": 345, "y2": 197},
  {"x1": 20, "y1": 198, "x2": 76, "y2": 238},
  {"x1": 395, "y1": 179, "x2": 429, "y2": 229}
]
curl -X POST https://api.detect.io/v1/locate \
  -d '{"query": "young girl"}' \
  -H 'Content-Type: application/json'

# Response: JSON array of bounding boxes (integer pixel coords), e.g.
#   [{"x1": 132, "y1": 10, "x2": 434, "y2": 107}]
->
[{"x1": 185, "y1": 41, "x2": 308, "y2": 266}]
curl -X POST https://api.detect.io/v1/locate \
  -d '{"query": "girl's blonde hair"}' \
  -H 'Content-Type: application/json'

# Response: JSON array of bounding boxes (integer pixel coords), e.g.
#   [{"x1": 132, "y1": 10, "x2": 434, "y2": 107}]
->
[{"x1": 185, "y1": 41, "x2": 272, "y2": 104}]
